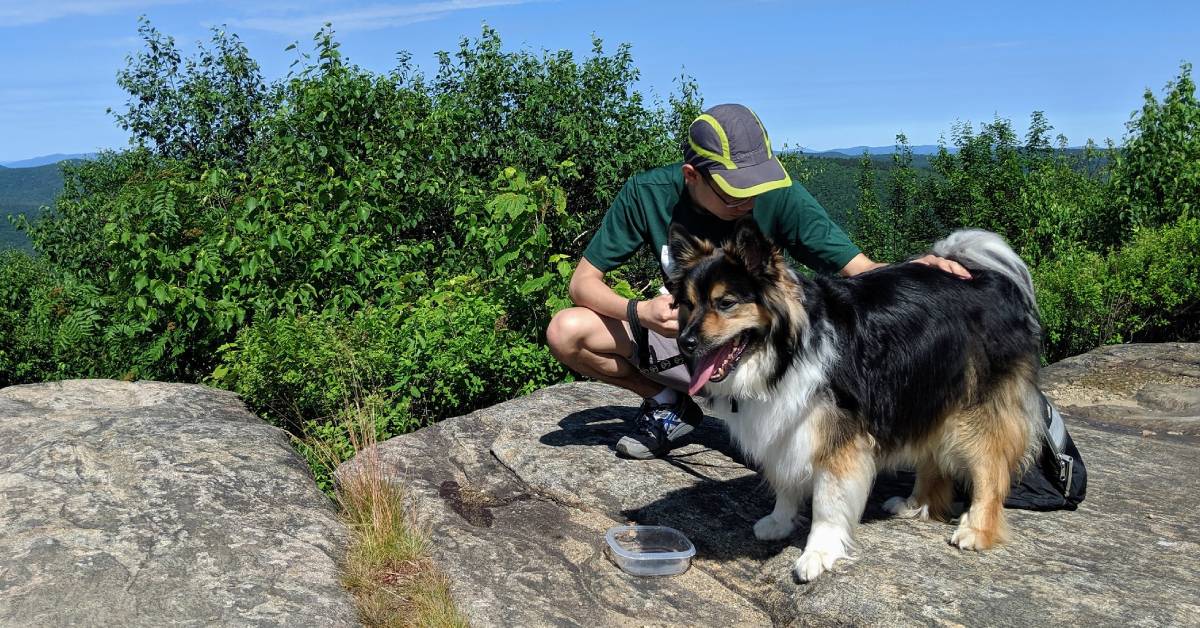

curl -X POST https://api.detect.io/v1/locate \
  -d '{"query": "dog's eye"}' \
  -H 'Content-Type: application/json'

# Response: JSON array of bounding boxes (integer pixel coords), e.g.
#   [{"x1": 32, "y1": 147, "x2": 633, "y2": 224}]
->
[{"x1": 717, "y1": 297, "x2": 739, "y2": 311}]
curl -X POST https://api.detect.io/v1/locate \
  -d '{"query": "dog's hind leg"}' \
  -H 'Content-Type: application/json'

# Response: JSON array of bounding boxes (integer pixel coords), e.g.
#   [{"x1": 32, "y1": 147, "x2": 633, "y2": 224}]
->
[
  {"x1": 950, "y1": 455, "x2": 1011, "y2": 550},
  {"x1": 950, "y1": 375, "x2": 1034, "y2": 550},
  {"x1": 795, "y1": 433, "x2": 875, "y2": 582},
  {"x1": 884, "y1": 458, "x2": 954, "y2": 522}
]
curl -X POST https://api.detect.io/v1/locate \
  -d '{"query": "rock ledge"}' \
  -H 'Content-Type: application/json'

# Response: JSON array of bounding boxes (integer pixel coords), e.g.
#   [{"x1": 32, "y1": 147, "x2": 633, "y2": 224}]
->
[
  {"x1": 360, "y1": 344, "x2": 1200, "y2": 626},
  {"x1": 0, "y1": 379, "x2": 358, "y2": 627}
]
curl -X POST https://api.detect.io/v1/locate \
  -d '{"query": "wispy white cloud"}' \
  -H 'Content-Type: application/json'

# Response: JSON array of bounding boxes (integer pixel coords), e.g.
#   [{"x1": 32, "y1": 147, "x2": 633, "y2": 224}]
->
[
  {"x1": 0, "y1": 0, "x2": 189, "y2": 27},
  {"x1": 227, "y1": 0, "x2": 533, "y2": 35}
]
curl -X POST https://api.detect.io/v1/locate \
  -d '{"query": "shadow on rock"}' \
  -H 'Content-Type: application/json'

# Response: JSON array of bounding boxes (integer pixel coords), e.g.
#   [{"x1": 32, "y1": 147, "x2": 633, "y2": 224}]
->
[
  {"x1": 539, "y1": 405, "x2": 748, "y2": 464},
  {"x1": 538, "y1": 398, "x2": 920, "y2": 562},
  {"x1": 618, "y1": 470, "x2": 920, "y2": 562},
  {"x1": 538, "y1": 404, "x2": 637, "y2": 452}
]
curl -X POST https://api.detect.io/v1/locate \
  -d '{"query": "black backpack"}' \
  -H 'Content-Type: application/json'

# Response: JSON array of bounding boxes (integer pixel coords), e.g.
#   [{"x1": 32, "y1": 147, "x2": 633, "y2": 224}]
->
[{"x1": 1005, "y1": 393, "x2": 1088, "y2": 511}]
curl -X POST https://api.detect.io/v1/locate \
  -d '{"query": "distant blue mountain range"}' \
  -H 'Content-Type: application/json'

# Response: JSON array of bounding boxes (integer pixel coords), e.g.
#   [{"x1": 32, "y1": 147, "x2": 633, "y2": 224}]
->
[
  {"x1": 0, "y1": 153, "x2": 97, "y2": 168},
  {"x1": 801, "y1": 144, "x2": 951, "y2": 157}
]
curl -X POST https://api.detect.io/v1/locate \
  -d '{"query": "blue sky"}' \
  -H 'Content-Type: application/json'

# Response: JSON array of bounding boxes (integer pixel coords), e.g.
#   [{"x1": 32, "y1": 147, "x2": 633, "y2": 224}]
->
[{"x1": 1, "y1": 0, "x2": 1198, "y2": 162}]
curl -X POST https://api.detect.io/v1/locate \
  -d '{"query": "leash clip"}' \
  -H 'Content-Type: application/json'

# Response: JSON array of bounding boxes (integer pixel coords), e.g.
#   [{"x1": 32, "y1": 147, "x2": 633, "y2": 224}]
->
[{"x1": 1058, "y1": 453, "x2": 1074, "y2": 494}]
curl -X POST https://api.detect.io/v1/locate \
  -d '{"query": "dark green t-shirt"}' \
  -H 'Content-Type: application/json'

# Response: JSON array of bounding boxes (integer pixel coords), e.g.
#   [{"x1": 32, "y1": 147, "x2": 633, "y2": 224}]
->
[{"x1": 583, "y1": 162, "x2": 861, "y2": 277}]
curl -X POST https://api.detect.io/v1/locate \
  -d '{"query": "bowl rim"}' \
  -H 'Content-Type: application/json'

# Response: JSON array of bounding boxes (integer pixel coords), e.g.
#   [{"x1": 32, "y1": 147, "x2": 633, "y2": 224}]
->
[{"x1": 604, "y1": 524, "x2": 696, "y2": 561}]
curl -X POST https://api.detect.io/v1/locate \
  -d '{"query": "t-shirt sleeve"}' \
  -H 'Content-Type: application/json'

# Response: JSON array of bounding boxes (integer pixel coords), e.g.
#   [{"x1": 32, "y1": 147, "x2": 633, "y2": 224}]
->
[
  {"x1": 776, "y1": 184, "x2": 861, "y2": 274},
  {"x1": 582, "y1": 177, "x2": 648, "y2": 272}
]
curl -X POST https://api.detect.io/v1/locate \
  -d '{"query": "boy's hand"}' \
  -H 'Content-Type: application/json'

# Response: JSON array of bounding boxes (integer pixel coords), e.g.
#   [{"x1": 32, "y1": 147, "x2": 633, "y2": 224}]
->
[
  {"x1": 637, "y1": 294, "x2": 680, "y2": 338},
  {"x1": 912, "y1": 254, "x2": 972, "y2": 279}
]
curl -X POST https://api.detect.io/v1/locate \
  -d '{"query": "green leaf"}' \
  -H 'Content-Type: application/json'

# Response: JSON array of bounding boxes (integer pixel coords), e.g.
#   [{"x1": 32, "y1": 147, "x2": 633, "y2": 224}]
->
[{"x1": 519, "y1": 273, "x2": 553, "y2": 294}]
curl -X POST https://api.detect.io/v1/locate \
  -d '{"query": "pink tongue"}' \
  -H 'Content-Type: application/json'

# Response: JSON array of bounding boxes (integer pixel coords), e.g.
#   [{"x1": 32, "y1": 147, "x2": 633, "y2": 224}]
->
[{"x1": 688, "y1": 343, "x2": 733, "y2": 396}]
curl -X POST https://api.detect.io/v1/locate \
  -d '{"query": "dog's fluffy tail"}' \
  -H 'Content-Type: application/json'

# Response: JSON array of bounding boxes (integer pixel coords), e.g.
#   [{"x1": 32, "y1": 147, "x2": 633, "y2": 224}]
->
[{"x1": 932, "y1": 229, "x2": 1038, "y2": 327}]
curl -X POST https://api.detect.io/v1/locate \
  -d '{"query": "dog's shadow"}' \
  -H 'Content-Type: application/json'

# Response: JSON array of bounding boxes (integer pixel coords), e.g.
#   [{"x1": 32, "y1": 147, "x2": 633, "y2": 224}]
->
[
  {"x1": 539, "y1": 405, "x2": 919, "y2": 562},
  {"x1": 620, "y1": 467, "x2": 920, "y2": 562}
]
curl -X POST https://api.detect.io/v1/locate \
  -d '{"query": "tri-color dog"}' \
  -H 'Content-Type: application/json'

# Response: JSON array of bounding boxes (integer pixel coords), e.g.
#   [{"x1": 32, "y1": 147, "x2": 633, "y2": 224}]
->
[{"x1": 668, "y1": 217, "x2": 1041, "y2": 582}]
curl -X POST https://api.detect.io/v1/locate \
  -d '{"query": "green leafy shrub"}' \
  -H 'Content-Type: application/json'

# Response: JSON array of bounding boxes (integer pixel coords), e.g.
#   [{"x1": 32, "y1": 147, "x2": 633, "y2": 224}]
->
[
  {"x1": 213, "y1": 279, "x2": 564, "y2": 437},
  {"x1": 5, "y1": 23, "x2": 694, "y2": 389},
  {"x1": 0, "y1": 250, "x2": 115, "y2": 384},
  {"x1": 111, "y1": 18, "x2": 268, "y2": 168},
  {"x1": 450, "y1": 165, "x2": 577, "y2": 337},
  {"x1": 1035, "y1": 217, "x2": 1200, "y2": 361},
  {"x1": 1033, "y1": 247, "x2": 1111, "y2": 361},
  {"x1": 0, "y1": 250, "x2": 54, "y2": 383},
  {"x1": 1108, "y1": 217, "x2": 1200, "y2": 341},
  {"x1": 19, "y1": 151, "x2": 244, "y2": 380}
]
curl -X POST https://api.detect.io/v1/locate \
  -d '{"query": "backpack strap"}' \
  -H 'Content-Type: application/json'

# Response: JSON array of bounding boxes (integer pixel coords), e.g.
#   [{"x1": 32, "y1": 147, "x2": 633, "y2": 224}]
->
[{"x1": 1039, "y1": 391, "x2": 1075, "y2": 495}]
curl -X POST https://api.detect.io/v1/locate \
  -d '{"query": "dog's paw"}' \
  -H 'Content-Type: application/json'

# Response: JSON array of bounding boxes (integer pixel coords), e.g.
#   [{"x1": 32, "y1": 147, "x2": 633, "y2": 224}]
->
[
  {"x1": 753, "y1": 513, "x2": 796, "y2": 541},
  {"x1": 949, "y1": 512, "x2": 998, "y2": 551},
  {"x1": 883, "y1": 496, "x2": 930, "y2": 520},
  {"x1": 950, "y1": 526, "x2": 984, "y2": 550},
  {"x1": 793, "y1": 547, "x2": 847, "y2": 582}
]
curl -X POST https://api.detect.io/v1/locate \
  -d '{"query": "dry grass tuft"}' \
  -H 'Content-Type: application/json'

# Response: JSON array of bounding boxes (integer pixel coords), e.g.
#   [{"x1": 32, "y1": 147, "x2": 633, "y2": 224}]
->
[{"x1": 306, "y1": 390, "x2": 468, "y2": 628}]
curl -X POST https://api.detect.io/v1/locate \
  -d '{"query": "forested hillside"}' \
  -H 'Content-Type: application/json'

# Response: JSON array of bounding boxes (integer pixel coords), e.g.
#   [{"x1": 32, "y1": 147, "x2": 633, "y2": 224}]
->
[{"x1": 0, "y1": 163, "x2": 66, "y2": 250}]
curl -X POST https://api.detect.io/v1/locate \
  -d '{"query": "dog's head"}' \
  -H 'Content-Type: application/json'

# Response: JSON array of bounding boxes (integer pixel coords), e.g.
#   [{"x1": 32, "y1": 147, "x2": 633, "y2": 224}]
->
[{"x1": 667, "y1": 217, "x2": 807, "y2": 396}]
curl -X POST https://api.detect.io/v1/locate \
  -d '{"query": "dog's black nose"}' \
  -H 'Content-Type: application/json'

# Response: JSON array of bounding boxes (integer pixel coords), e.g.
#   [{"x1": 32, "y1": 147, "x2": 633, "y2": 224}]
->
[{"x1": 680, "y1": 334, "x2": 698, "y2": 355}]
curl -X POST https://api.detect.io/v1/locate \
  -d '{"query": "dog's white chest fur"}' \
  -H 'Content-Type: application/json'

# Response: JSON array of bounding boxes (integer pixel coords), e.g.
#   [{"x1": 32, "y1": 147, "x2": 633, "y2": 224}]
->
[{"x1": 702, "y1": 337, "x2": 835, "y2": 488}]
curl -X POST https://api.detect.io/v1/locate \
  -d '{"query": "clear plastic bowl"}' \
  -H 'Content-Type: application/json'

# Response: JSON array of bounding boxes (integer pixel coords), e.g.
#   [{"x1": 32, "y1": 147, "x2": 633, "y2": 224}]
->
[{"x1": 605, "y1": 525, "x2": 696, "y2": 576}]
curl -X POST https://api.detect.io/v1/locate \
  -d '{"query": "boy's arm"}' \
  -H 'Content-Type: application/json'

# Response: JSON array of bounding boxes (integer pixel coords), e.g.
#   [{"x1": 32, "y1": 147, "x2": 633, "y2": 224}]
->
[
  {"x1": 570, "y1": 258, "x2": 679, "y2": 337},
  {"x1": 839, "y1": 252, "x2": 972, "y2": 278},
  {"x1": 569, "y1": 258, "x2": 631, "y2": 321},
  {"x1": 839, "y1": 253, "x2": 887, "y2": 276}
]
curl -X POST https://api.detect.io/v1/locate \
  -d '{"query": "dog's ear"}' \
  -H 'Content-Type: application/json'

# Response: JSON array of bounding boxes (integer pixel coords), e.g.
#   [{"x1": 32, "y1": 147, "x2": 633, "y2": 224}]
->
[
  {"x1": 668, "y1": 222, "x2": 713, "y2": 272},
  {"x1": 730, "y1": 216, "x2": 778, "y2": 276}
]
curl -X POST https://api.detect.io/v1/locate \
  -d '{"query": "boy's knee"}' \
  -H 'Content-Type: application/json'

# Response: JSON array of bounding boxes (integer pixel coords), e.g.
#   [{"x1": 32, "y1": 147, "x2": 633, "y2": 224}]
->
[{"x1": 546, "y1": 308, "x2": 592, "y2": 358}]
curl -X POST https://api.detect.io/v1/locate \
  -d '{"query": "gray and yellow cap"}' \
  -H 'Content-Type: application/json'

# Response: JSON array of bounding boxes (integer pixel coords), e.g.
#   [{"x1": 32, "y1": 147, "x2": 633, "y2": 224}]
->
[{"x1": 683, "y1": 103, "x2": 792, "y2": 198}]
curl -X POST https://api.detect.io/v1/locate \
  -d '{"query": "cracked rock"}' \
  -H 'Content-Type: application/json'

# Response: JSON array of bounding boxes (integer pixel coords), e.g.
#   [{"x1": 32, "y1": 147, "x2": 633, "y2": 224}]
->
[{"x1": 0, "y1": 379, "x2": 358, "y2": 627}]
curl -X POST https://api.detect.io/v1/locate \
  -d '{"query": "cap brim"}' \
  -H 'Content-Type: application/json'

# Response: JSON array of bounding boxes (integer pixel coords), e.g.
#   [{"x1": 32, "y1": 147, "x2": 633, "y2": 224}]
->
[{"x1": 709, "y1": 157, "x2": 792, "y2": 198}]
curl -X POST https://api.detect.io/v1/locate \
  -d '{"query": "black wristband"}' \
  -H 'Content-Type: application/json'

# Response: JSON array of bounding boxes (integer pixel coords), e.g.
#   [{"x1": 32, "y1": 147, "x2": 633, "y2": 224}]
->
[{"x1": 626, "y1": 298, "x2": 643, "y2": 336}]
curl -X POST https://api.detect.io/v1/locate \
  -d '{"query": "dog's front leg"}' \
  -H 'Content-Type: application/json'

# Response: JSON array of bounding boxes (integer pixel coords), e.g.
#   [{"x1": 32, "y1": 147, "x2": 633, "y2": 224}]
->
[
  {"x1": 795, "y1": 436, "x2": 875, "y2": 582},
  {"x1": 753, "y1": 485, "x2": 807, "y2": 541}
]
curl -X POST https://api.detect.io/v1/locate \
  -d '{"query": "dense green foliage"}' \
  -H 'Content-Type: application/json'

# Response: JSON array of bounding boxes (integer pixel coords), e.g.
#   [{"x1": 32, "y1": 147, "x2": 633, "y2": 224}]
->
[
  {"x1": 111, "y1": 18, "x2": 269, "y2": 169},
  {"x1": 0, "y1": 24, "x2": 700, "y2": 480},
  {"x1": 1, "y1": 21, "x2": 1197, "y2": 479},
  {"x1": 844, "y1": 63, "x2": 1198, "y2": 360},
  {"x1": 1110, "y1": 64, "x2": 1200, "y2": 230}
]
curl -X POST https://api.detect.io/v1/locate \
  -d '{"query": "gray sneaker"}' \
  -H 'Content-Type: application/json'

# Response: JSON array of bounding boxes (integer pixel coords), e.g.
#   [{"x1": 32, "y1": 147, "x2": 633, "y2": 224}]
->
[{"x1": 616, "y1": 396, "x2": 704, "y2": 459}]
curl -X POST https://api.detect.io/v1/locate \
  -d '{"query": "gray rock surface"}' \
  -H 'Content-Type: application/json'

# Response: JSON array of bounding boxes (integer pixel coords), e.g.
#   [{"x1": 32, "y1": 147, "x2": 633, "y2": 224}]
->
[
  {"x1": 1041, "y1": 342, "x2": 1200, "y2": 440},
  {"x1": 0, "y1": 379, "x2": 358, "y2": 627},
  {"x1": 363, "y1": 344, "x2": 1200, "y2": 627}
]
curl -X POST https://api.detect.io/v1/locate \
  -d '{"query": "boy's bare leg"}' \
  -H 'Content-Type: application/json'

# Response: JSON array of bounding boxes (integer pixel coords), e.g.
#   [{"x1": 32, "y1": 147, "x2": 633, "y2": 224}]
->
[{"x1": 546, "y1": 306, "x2": 663, "y2": 399}]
